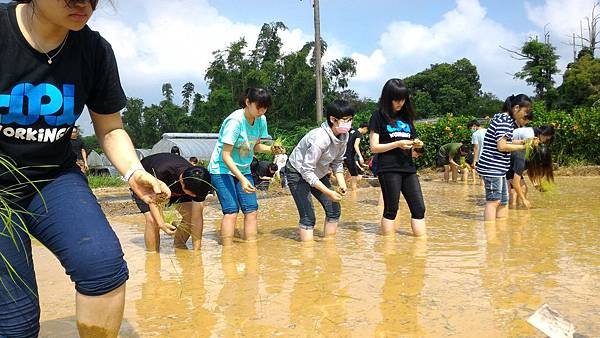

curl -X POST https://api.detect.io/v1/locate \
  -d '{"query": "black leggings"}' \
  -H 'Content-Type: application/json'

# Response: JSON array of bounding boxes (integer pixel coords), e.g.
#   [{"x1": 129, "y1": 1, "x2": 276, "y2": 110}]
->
[{"x1": 378, "y1": 172, "x2": 426, "y2": 220}]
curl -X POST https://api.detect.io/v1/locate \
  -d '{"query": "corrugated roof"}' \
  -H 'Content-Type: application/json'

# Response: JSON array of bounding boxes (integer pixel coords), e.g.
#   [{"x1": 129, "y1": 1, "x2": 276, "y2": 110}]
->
[{"x1": 150, "y1": 133, "x2": 219, "y2": 161}]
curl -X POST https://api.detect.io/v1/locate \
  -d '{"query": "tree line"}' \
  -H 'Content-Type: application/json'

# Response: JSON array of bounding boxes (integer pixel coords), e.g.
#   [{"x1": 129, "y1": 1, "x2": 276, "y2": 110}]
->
[{"x1": 82, "y1": 4, "x2": 600, "y2": 155}]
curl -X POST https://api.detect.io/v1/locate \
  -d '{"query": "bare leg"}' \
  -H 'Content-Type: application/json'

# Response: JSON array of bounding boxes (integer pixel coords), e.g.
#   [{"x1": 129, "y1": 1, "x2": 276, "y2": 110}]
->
[
  {"x1": 496, "y1": 204, "x2": 508, "y2": 219},
  {"x1": 451, "y1": 164, "x2": 458, "y2": 182},
  {"x1": 221, "y1": 213, "x2": 238, "y2": 246},
  {"x1": 174, "y1": 205, "x2": 191, "y2": 249},
  {"x1": 443, "y1": 165, "x2": 450, "y2": 182},
  {"x1": 143, "y1": 212, "x2": 160, "y2": 252},
  {"x1": 380, "y1": 217, "x2": 395, "y2": 236},
  {"x1": 299, "y1": 227, "x2": 314, "y2": 242},
  {"x1": 410, "y1": 218, "x2": 426, "y2": 237},
  {"x1": 323, "y1": 220, "x2": 338, "y2": 239},
  {"x1": 243, "y1": 211, "x2": 258, "y2": 242},
  {"x1": 174, "y1": 202, "x2": 204, "y2": 250},
  {"x1": 484, "y1": 200, "x2": 500, "y2": 222},
  {"x1": 76, "y1": 284, "x2": 125, "y2": 338},
  {"x1": 351, "y1": 176, "x2": 358, "y2": 190}
]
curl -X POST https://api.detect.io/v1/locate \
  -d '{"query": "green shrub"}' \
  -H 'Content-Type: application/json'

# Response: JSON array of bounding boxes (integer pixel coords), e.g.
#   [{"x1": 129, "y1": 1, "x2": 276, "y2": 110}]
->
[
  {"x1": 87, "y1": 175, "x2": 127, "y2": 189},
  {"x1": 414, "y1": 114, "x2": 478, "y2": 167},
  {"x1": 528, "y1": 103, "x2": 600, "y2": 165},
  {"x1": 262, "y1": 103, "x2": 600, "y2": 168}
]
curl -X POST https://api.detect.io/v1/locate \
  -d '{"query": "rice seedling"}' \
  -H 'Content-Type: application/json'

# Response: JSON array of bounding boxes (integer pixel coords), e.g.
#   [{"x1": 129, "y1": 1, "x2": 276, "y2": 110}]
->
[{"x1": 0, "y1": 156, "x2": 49, "y2": 299}]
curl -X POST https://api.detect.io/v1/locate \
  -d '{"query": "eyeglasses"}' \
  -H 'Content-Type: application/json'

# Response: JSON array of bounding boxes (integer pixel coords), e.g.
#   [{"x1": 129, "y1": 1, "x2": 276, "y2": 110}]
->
[
  {"x1": 65, "y1": 0, "x2": 99, "y2": 10},
  {"x1": 335, "y1": 116, "x2": 353, "y2": 123}
]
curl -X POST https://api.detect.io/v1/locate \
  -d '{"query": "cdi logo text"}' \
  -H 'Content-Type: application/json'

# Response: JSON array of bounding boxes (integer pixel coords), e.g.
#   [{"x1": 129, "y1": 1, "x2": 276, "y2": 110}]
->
[{"x1": 0, "y1": 83, "x2": 79, "y2": 143}]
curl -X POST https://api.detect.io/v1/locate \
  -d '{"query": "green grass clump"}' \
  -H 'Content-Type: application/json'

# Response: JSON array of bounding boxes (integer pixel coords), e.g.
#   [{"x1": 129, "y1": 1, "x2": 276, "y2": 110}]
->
[{"x1": 87, "y1": 175, "x2": 127, "y2": 189}]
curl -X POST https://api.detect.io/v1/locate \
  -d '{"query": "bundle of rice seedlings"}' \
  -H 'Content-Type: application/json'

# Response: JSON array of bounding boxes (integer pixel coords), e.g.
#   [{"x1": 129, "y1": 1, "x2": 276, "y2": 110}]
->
[{"x1": 271, "y1": 137, "x2": 286, "y2": 155}]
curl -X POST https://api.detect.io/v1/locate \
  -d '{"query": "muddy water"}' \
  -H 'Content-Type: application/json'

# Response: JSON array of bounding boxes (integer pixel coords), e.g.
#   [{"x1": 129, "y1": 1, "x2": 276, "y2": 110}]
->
[{"x1": 34, "y1": 177, "x2": 599, "y2": 337}]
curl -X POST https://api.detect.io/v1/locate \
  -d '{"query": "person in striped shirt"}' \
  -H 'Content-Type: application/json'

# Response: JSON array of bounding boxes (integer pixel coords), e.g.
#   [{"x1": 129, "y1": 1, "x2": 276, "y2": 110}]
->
[{"x1": 476, "y1": 94, "x2": 534, "y2": 222}]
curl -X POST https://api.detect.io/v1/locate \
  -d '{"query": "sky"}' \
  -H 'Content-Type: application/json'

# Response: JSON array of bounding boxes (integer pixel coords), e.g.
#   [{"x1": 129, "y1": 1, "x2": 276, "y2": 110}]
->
[{"x1": 3, "y1": 0, "x2": 598, "y2": 134}]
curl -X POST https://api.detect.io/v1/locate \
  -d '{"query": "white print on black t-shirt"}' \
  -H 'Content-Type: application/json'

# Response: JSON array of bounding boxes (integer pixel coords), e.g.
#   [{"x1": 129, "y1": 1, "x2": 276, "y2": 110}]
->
[
  {"x1": 389, "y1": 131, "x2": 411, "y2": 139},
  {"x1": 0, "y1": 126, "x2": 69, "y2": 143}
]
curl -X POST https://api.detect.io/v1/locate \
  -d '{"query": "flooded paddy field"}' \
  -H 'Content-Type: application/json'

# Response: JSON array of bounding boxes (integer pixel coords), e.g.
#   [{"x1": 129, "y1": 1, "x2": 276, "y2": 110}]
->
[{"x1": 35, "y1": 177, "x2": 599, "y2": 337}]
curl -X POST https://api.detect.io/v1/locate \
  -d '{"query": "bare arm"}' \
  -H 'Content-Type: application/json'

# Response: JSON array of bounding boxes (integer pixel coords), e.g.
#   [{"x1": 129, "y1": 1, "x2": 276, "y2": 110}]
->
[
  {"x1": 369, "y1": 131, "x2": 412, "y2": 153},
  {"x1": 91, "y1": 111, "x2": 170, "y2": 204},
  {"x1": 221, "y1": 144, "x2": 256, "y2": 193},
  {"x1": 497, "y1": 138, "x2": 526, "y2": 152},
  {"x1": 254, "y1": 143, "x2": 272, "y2": 154},
  {"x1": 473, "y1": 144, "x2": 479, "y2": 164},
  {"x1": 335, "y1": 171, "x2": 347, "y2": 193},
  {"x1": 354, "y1": 138, "x2": 364, "y2": 164},
  {"x1": 81, "y1": 148, "x2": 88, "y2": 168},
  {"x1": 148, "y1": 202, "x2": 175, "y2": 235},
  {"x1": 448, "y1": 152, "x2": 459, "y2": 167}
]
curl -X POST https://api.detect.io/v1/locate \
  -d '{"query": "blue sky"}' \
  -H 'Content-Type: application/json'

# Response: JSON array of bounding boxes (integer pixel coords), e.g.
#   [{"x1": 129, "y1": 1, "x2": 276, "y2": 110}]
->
[{"x1": 2, "y1": 0, "x2": 597, "y2": 134}]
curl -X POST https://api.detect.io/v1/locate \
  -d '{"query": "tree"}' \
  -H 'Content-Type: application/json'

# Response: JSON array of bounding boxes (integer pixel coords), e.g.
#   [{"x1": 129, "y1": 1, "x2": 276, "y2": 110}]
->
[
  {"x1": 122, "y1": 98, "x2": 144, "y2": 147},
  {"x1": 404, "y1": 58, "x2": 482, "y2": 116},
  {"x1": 567, "y1": 2, "x2": 600, "y2": 60},
  {"x1": 181, "y1": 82, "x2": 195, "y2": 113},
  {"x1": 559, "y1": 54, "x2": 600, "y2": 108},
  {"x1": 82, "y1": 135, "x2": 101, "y2": 154},
  {"x1": 161, "y1": 83, "x2": 174, "y2": 102},
  {"x1": 503, "y1": 36, "x2": 559, "y2": 100},
  {"x1": 326, "y1": 57, "x2": 357, "y2": 92}
]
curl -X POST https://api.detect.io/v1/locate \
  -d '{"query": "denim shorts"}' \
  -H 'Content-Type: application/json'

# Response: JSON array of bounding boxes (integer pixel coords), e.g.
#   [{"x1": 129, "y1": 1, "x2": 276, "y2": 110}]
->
[
  {"x1": 0, "y1": 169, "x2": 128, "y2": 337},
  {"x1": 211, "y1": 173, "x2": 259, "y2": 214},
  {"x1": 482, "y1": 175, "x2": 509, "y2": 205}
]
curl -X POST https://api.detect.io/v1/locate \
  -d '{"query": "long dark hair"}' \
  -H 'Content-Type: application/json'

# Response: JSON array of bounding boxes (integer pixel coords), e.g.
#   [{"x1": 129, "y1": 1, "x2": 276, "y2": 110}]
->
[
  {"x1": 526, "y1": 144, "x2": 554, "y2": 185},
  {"x1": 377, "y1": 78, "x2": 416, "y2": 126},
  {"x1": 503, "y1": 94, "x2": 533, "y2": 118},
  {"x1": 525, "y1": 125, "x2": 555, "y2": 185}
]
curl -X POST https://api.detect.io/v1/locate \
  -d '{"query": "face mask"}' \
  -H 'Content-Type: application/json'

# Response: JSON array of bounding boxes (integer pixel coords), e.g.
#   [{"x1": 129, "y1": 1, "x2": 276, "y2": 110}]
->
[{"x1": 336, "y1": 120, "x2": 352, "y2": 133}]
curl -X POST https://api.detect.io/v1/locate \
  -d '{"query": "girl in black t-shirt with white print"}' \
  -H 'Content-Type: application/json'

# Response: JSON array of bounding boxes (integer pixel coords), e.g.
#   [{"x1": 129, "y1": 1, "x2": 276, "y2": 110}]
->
[
  {"x1": 0, "y1": 1, "x2": 171, "y2": 337},
  {"x1": 369, "y1": 79, "x2": 426, "y2": 237}
]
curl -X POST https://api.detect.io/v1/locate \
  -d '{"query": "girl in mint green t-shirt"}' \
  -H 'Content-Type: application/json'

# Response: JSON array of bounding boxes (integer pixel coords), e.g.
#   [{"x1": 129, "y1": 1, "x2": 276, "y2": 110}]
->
[{"x1": 208, "y1": 88, "x2": 281, "y2": 245}]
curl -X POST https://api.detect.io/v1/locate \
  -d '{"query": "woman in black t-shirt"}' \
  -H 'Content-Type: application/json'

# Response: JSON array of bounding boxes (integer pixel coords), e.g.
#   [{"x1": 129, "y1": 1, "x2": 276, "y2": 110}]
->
[
  {"x1": 369, "y1": 79, "x2": 426, "y2": 237},
  {"x1": 0, "y1": 1, "x2": 171, "y2": 337}
]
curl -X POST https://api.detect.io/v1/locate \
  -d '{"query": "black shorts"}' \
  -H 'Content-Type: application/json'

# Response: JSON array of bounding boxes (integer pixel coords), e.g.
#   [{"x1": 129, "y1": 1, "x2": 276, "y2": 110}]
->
[
  {"x1": 436, "y1": 154, "x2": 460, "y2": 167},
  {"x1": 344, "y1": 158, "x2": 360, "y2": 176}
]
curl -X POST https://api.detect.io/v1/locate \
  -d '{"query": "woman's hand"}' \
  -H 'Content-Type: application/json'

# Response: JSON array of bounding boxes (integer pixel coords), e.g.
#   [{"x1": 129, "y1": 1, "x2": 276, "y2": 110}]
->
[
  {"x1": 129, "y1": 170, "x2": 171, "y2": 204},
  {"x1": 326, "y1": 189, "x2": 343, "y2": 202},
  {"x1": 159, "y1": 222, "x2": 177, "y2": 236},
  {"x1": 522, "y1": 198, "x2": 532, "y2": 210},
  {"x1": 271, "y1": 145, "x2": 285, "y2": 155},
  {"x1": 396, "y1": 140, "x2": 414, "y2": 150},
  {"x1": 413, "y1": 138, "x2": 424, "y2": 148},
  {"x1": 241, "y1": 177, "x2": 257, "y2": 193}
]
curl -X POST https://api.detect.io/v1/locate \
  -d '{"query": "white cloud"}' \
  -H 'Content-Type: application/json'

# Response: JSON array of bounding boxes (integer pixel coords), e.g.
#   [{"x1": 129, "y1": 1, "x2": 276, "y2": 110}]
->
[
  {"x1": 525, "y1": 0, "x2": 597, "y2": 38},
  {"x1": 525, "y1": 0, "x2": 598, "y2": 72},
  {"x1": 352, "y1": 50, "x2": 386, "y2": 81},
  {"x1": 91, "y1": 0, "x2": 259, "y2": 96},
  {"x1": 349, "y1": 0, "x2": 531, "y2": 100}
]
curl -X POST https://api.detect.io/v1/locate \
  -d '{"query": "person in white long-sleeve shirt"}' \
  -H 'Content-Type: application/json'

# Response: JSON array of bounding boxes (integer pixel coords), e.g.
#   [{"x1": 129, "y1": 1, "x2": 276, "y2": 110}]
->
[{"x1": 285, "y1": 100, "x2": 353, "y2": 242}]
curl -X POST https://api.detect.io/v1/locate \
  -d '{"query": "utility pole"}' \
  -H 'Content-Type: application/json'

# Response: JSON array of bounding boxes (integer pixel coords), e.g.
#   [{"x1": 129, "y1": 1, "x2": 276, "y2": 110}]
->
[{"x1": 313, "y1": 0, "x2": 323, "y2": 123}]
